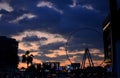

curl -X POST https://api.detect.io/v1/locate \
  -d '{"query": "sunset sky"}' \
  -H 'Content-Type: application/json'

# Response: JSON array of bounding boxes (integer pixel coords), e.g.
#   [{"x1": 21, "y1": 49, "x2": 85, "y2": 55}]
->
[{"x1": 0, "y1": 0, "x2": 115, "y2": 68}]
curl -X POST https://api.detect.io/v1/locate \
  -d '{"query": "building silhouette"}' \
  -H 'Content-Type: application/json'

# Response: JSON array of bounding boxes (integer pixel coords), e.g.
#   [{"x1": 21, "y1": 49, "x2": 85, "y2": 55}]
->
[
  {"x1": 42, "y1": 62, "x2": 60, "y2": 71},
  {"x1": 103, "y1": 0, "x2": 120, "y2": 77},
  {"x1": 0, "y1": 36, "x2": 19, "y2": 71},
  {"x1": 103, "y1": 16, "x2": 112, "y2": 64}
]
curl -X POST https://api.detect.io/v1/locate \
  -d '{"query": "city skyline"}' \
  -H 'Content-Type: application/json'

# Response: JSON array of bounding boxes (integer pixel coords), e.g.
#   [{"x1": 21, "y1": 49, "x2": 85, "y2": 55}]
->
[{"x1": 0, "y1": 0, "x2": 110, "y2": 68}]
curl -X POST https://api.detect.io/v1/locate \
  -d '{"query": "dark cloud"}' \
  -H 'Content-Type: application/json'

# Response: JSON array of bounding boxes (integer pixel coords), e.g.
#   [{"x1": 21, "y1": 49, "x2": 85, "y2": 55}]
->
[
  {"x1": 0, "y1": 0, "x2": 109, "y2": 36},
  {"x1": 52, "y1": 55, "x2": 68, "y2": 61},
  {"x1": 34, "y1": 54, "x2": 54, "y2": 62},
  {"x1": 39, "y1": 37, "x2": 47, "y2": 41},
  {"x1": 0, "y1": 0, "x2": 110, "y2": 64},
  {"x1": 0, "y1": 21, "x2": 25, "y2": 36},
  {"x1": 35, "y1": 52, "x2": 68, "y2": 62},
  {"x1": 0, "y1": 9, "x2": 9, "y2": 14},
  {"x1": 91, "y1": 54, "x2": 104, "y2": 61},
  {"x1": 40, "y1": 42, "x2": 65, "y2": 54},
  {"x1": 66, "y1": 29, "x2": 104, "y2": 52},
  {"x1": 22, "y1": 35, "x2": 40, "y2": 42},
  {"x1": 23, "y1": 42, "x2": 32, "y2": 47},
  {"x1": 10, "y1": 0, "x2": 38, "y2": 10},
  {"x1": 18, "y1": 49, "x2": 25, "y2": 54},
  {"x1": 18, "y1": 8, "x2": 61, "y2": 32}
]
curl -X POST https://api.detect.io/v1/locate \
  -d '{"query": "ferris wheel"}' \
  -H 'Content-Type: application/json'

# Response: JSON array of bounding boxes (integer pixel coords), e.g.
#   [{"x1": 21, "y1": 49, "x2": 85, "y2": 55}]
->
[{"x1": 65, "y1": 27, "x2": 104, "y2": 69}]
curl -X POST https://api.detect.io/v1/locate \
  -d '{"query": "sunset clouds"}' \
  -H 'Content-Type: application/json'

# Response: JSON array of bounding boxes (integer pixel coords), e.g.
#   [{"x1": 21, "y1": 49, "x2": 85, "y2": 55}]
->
[{"x1": 0, "y1": 0, "x2": 110, "y2": 68}]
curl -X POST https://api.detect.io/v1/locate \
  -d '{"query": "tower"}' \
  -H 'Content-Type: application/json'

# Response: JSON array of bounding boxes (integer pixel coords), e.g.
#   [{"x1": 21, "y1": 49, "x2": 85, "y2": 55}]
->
[{"x1": 0, "y1": 36, "x2": 19, "y2": 71}]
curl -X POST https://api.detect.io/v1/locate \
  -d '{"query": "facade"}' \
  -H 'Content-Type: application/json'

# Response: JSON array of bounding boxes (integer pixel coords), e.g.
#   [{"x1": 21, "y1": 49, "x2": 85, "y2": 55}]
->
[
  {"x1": 71, "y1": 63, "x2": 80, "y2": 70},
  {"x1": 42, "y1": 62, "x2": 60, "y2": 70},
  {"x1": 103, "y1": 16, "x2": 112, "y2": 64},
  {"x1": 0, "y1": 36, "x2": 19, "y2": 71},
  {"x1": 103, "y1": 9, "x2": 120, "y2": 77}
]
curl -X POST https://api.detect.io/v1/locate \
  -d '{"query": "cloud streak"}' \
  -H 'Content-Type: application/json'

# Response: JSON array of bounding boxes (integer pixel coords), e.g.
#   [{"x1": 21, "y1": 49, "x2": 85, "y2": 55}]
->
[
  {"x1": 11, "y1": 30, "x2": 67, "y2": 50},
  {"x1": 37, "y1": 1, "x2": 63, "y2": 14},
  {"x1": 69, "y1": 0, "x2": 94, "y2": 11},
  {"x1": 0, "y1": 2, "x2": 13, "y2": 12},
  {"x1": 0, "y1": 0, "x2": 110, "y2": 67},
  {"x1": 9, "y1": 13, "x2": 37, "y2": 23}
]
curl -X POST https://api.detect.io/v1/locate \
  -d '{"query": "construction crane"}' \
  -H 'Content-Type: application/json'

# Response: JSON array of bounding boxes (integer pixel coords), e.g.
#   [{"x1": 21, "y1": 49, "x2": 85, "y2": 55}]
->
[{"x1": 81, "y1": 48, "x2": 94, "y2": 69}]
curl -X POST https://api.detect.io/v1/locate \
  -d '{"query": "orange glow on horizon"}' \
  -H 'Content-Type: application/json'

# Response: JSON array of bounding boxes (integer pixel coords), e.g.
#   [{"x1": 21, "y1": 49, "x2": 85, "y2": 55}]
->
[
  {"x1": 18, "y1": 62, "x2": 27, "y2": 69},
  {"x1": 14, "y1": 31, "x2": 104, "y2": 69},
  {"x1": 18, "y1": 48, "x2": 104, "y2": 68},
  {"x1": 18, "y1": 58, "x2": 104, "y2": 69}
]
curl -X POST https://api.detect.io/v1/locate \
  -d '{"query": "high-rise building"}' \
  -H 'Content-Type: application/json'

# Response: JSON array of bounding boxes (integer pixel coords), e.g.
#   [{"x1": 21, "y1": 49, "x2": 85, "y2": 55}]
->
[
  {"x1": 103, "y1": 9, "x2": 120, "y2": 77},
  {"x1": 103, "y1": 16, "x2": 112, "y2": 64},
  {"x1": 0, "y1": 36, "x2": 19, "y2": 71}
]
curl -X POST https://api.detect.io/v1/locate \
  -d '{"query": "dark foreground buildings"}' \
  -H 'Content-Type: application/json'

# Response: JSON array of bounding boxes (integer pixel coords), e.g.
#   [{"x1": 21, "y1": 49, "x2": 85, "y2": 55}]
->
[
  {"x1": 103, "y1": 0, "x2": 120, "y2": 77},
  {"x1": 0, "y1": 36, "x2": 19, "y2": 71},
  {"x1": 0, "y1": 36, "x2": 111, "y2": 78}
]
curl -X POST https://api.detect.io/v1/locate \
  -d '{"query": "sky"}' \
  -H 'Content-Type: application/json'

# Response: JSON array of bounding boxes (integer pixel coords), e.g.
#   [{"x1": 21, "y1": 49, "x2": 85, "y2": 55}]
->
[{"x1": 0, "y1": 0, "x2": 111, "y2": 68}]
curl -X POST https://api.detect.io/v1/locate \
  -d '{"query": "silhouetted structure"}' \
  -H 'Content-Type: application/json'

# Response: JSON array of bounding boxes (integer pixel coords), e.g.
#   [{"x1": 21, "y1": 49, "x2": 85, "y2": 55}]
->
[
  {"x1": 42, "y1": 62, "x2": 60, "y2": 77},
  {"x1": 71, "y1": 63, "x2": 80, "y2": 70},
  {"x1": 0, "y1": 36, "x2": 19, "y2": 71},
  {"x1": 42, "y1": 62, "x2": 60, "y2": 72},
  {"x1": 81, "y1": 48, "x2": 94, "y2": 69},
  {"x1": 103, "y1": 16, "x2": 112, "y2": 65},
  {"x1": 103, "y1": 0, "x2": 120, "y2": 77},
  {"x1": 22, "y1": 50, "x2": 34, "y2": 67}
]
